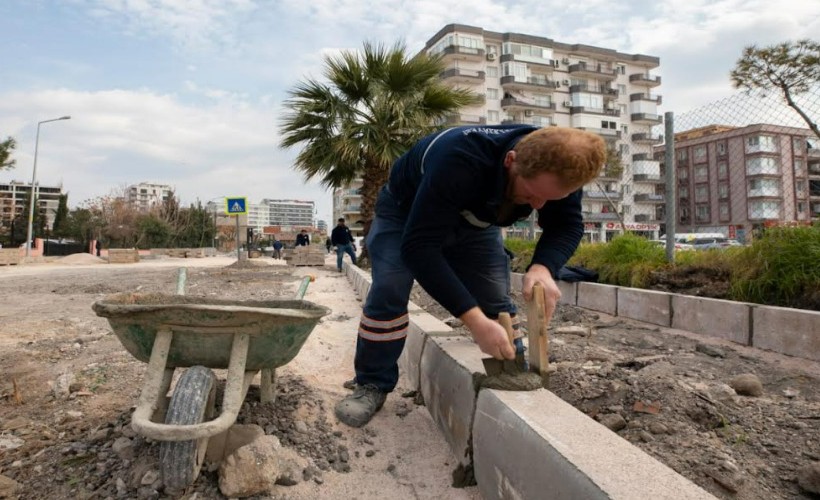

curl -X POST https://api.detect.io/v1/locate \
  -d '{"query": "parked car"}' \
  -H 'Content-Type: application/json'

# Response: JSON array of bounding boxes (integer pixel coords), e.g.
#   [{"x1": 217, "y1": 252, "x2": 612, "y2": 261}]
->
[
  {"x1": 650, "y1": 239, "x2": 694, "y2": 251},
  {"x1": 691, "y1": 237, "x2": 743, "y2": 250}
]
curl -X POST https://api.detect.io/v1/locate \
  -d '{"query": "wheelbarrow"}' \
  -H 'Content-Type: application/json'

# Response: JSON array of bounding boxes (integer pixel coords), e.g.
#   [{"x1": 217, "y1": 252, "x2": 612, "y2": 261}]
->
[{"x1": 92, "y1": 270, "x2": 329, "y2": 492}]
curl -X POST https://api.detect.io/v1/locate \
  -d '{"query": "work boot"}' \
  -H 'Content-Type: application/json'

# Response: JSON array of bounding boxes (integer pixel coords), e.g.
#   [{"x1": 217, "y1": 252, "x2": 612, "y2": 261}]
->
[
  {"x1": 334, "y1": 384, "x2": 386, "y2": 428},
  {"x1": 342, "y1": 378, "x2": 357, "y2": 390}
]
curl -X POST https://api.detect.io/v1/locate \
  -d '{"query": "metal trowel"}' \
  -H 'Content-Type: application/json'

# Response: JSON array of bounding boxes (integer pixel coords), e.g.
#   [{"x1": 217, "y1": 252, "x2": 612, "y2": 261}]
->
[{"x1": 481, "y1": 312, "x2": 527, "y2": 376}]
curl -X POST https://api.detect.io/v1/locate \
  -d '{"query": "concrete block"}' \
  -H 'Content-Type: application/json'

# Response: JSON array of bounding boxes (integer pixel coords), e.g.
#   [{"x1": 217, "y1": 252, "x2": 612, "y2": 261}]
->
[
  {"x1": 617, "y1": 287, "x2": 671, "y2": 327},
  {"x1": 557, "y1": 280, "x2": 577, "y2": 305},
  {"x1": 753, "y1": 305, "x2": 820, "y2": 362},
  {"x1": 398, "y1": 321, "x2": 427, "y2": 391},
  {"x1": 107, "y1": 248, "x2": 139, "y2": 264},
  {"x1": 0, "y1": 249, "x2": 21, "y2": 265},
  {"x1": 510, "y1": 272, "x2": 524, "y2": 292},
  {"x1": 671, "y1": 295, "x2": 750, "y2": 345},
  {"x1": 419, "y1": 336, "x2": 485, "y2": 467},
  {"x1": 473, "y1": 390, "x2": 715, "y2": 500},
  {"x1": 577, "y1": 282, "x2": 617, "y2": 315}
]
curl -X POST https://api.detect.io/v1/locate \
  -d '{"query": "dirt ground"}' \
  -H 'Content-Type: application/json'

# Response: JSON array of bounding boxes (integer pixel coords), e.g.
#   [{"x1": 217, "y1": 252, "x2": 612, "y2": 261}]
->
[
  {"x1": 410, "y1": 286, "x2": 820, "y2": 500},
  {"x1": 0, "y1": 255, "x2": 479, "y2": 500}
]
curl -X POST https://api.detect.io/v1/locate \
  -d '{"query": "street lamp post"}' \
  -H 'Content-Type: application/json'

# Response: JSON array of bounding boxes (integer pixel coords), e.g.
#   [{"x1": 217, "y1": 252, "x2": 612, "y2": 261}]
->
[{"x1": 25, "y1": 115, "x2": 71, "y2": 257}]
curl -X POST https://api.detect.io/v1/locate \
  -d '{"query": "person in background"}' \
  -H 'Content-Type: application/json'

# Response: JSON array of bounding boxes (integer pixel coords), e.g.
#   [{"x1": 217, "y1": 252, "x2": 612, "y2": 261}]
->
[
  {"x1": 295, "y1": 229, "x2": 310, "y2": 247},
  {"x1": 331, "y1": 218, "x2": 357, "y2": 272},
  {"x1": 326, "y1": 236, "x2": 332, "y2": 254},
  {"x1": 334, "y1": 125, "x2": 605, "y2": 428},
  {"x1": 272, "y1": 238, "x2": 283, "y2": 259}
]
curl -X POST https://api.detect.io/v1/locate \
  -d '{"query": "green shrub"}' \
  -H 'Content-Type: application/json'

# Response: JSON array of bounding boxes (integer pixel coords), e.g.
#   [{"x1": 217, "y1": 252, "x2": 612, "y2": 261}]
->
[
  {"x1": 504, "y1": 238, "x2": 536, "y2": 272},
  {"x1": 729, "y1": 226, "x2": 820, "y2": 307},
  {"x1": 569, "y1": 234, "x2": 666, "y2": 287}
]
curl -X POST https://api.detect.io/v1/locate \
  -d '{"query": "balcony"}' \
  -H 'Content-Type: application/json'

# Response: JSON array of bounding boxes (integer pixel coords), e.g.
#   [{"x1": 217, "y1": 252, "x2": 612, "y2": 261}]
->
[
  {"x1": 808, "y1": 163, "x2": 820, "y2": 176},
  {"x1": 629, "y1": 73, "x2": 662, "y2": 87},
  {"x1": 629, "y1": 93, "x2": 662, "y2": 105},
  {"x1": 633, "y1": 174, "x2": 664, "y2": 183},
  {"x1": 634, "y1": 193, "x2": 666, "y2": 203},
  {"x1": 568, "y1": 62, "x2": 618, "y2": 80},
  {"x1": 808, "y1": 147, "x2": 820, "y2": 158},
  {"x1": 501, "y1": 97, "x2": 557, "y2": 113},
  {"x1": 500, "y1": 75, "x2": 559, "y2": 92},
  {"x1": 342, "y1": 205, "x2": 361, "y2": 214},
  {"x1": 576, "y1": 127, "x2": 621, "y2": 141},
  {"x1": 501, "y1": 118, "x2": 554, "y2": 127},
  {"x1": 499, "y1": 53, "x2": 558, "y2": 70},
  {"x1": 443, "y1": 113, "x2": 487, "y2": 125},
  {"x1": 568, "y1": 84, "x2": 618, "y2": 100},
  {"x1": 440, "y1": 68, "x2": 485, "y2": 84},
  {"x1": 439, "y1": 45, "x2": 485, "y2": 61},
  {"x1": 631, "y1": 113, "x2": 663, "y2": 125},
  {"x1": 584, "y1": 190, "x2": 622, "y2": 201},
  {"x1": 570, "y1": 106, "x2": 620, "y2": 117},
  {"x1": 584, "y1": 212, "x2": 621, "y2": 221},
  {"x1": 634, "y1": 213, "x2": 662, "y2": 222},
  {"x1": 632, "y1": 132, "x2": 664, "y2": 145}
]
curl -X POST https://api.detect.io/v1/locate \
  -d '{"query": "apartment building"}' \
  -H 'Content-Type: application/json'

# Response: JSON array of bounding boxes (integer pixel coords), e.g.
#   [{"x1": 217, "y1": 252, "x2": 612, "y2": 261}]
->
[
  {"x1": 423, "y1": 24, "x2": 663, "y2": 242},
  {"x1": 656, "y1": 123, "x2": 820, "y2": 242},
  {"x1": 125, "y1": 182, "x2": 174, "y2": 212},
  {"x1": 0, "y1": 180, "x2": 63, "y2": 230}
]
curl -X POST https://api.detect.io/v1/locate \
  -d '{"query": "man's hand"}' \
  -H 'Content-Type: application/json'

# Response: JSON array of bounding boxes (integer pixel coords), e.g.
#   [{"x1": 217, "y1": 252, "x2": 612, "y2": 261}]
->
[
  {"x1": 459, "y1": 307, "x2": 515, "y2": 360},
  {"x1": 523, "y1": 263, "x2": 560, "y2": 322}
]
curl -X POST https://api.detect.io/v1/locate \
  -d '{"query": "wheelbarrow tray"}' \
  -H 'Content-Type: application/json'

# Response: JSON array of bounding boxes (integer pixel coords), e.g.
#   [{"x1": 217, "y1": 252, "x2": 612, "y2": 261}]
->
[{"x1": 93, "y1": 293, "x2": 329, "y2": 371}]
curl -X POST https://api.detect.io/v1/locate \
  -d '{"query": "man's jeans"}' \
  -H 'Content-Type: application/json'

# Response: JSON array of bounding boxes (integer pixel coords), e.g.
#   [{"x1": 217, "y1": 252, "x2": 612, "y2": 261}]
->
[
  {"x1": 354, "y1": 186, "x2": 514, "y2": 392},
  {"x1": 336, "y1": 243, "x2": 357, "y2": 271}
]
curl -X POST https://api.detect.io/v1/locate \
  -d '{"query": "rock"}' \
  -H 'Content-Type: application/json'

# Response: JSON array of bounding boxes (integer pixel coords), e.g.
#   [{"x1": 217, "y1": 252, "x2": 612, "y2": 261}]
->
[
  {"x1": 729, "y1": 374, "x2": 763, "y2": 397},
  {"x1": 443, "y1": 316, "x2": 463, "y2": 328},
  {"x1": 696, "y1": 343, "x2": 726, "y2": 358},
  {"x1": 140, "y1": 470, "x2": 159, "y2": 486},
  {"x1": 112, "y1": 437, "x2": 135, "y2": 460},
  {"x1": 555, "y1": 326, "x2": 590, "y2": 336},
  {"x1": 0, "y1": 435, "x2": 25, "y2": 451},
  {"x1": 294, "y1": 420, "x2": 309, "y2": 434},
  {"x1": 53, "y1": 372, "x2": 74, "y2": 399},
  {"x1": 1, "y1": 416, "x2": 30, "y2": 432},
  {"x1": 206, "y1": 424, "x2": 265, "y2": 463},
  {"x1": 598, "y1": 413, "x2": 626, "y2": 432},
  {"x1": 783, "y1": 387, "x2": 800, "y2": 398},
  {"x1": 0, "y1": 475, "x2": 20, "y2": 498},
  {"x1": 219, "y1": 435, "x2": 282, "y2": 498},
  {"x1": 648, "y1": 422, "x2": 669, "y2": 435},
  {"x1": 797, "y1": 462, "x2": 820, "y2": 494},
  {"x1": 275, "y1": 447, "x2": 308, "y2": 487}
]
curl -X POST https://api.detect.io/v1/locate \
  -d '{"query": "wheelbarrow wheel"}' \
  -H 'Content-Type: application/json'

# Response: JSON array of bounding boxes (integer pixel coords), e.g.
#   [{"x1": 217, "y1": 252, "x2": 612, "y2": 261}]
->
[{"x1": 160, "y1": 365, "x2": 217, "y2": 493}]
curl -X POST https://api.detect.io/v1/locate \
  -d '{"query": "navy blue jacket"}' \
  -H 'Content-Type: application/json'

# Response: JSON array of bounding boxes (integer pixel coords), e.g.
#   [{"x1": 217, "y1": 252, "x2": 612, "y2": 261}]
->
[
  {"x1": 388, "y1": 125, "x2": 584, "y2": 317},
  {"x1": 331, "y1": 225, "x2": 354, "y2": 246}
]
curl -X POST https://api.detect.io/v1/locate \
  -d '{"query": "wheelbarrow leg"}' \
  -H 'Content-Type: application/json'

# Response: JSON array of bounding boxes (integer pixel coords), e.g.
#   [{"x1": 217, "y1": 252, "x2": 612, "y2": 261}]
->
[
  {"x1": 152, "y1": 368, "x2": 175, "y2": 423},
  {"x1": 260, "y1": 368, "x2": 276, "y2": 404},
  {"x1": 134, "y1": 328, "x2": 173, "y2": 431}
]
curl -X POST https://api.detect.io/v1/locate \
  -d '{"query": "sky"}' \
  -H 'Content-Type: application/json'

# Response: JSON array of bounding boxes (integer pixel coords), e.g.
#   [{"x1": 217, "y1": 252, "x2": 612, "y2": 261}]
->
[{"x1": 1, "y1": 0, "x2": 819, "y2": 224}]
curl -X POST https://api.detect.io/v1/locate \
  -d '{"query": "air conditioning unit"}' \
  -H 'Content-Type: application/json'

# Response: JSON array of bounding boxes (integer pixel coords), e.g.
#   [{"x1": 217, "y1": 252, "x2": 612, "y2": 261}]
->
[
  {"x1": 524, "y1": 110, "x2": 534, "y2": 117},
  {"x1": 563, "y1": 101, "x2": 573, "y2": 107},
  {"x1": 486, "y1": 53, "x2": 496, "y2": 61},
  {"x1": 562, "y1": 57, "x2": 570, "y2": 64}
]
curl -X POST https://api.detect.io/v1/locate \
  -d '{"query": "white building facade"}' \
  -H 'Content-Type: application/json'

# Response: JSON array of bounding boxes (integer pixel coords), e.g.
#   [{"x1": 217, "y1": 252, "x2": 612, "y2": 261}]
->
[
  {"x1": 423, "y1": 24, "x2": 663, "y2": 242},
  {"x1": 125, "y1": 182, "x2": 174, "y2": 212}
]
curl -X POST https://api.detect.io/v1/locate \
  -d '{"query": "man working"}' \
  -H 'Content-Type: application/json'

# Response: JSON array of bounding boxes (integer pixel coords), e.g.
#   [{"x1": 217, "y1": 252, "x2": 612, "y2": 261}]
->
[
  {"x1": 331, "y1": 218, "x2": 357, "y2": 272},
  {"x1": 335, "y1": 125, "x2": 605, "y2": 427}
]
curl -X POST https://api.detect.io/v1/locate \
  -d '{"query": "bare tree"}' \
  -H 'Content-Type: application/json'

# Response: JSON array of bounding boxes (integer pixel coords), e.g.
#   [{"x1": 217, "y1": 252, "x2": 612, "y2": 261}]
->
[{"x1": 731, "y1": 40, "x2": 820, "y2": 138}]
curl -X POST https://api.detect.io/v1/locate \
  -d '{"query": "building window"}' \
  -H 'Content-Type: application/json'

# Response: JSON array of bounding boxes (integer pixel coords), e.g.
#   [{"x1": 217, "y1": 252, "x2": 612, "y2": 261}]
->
[
  {"x1": 793, "y1": 137, "x2": 805, "y2": 154},
  {"x1": 486, "y1": 88, "x2": 499, "y2": 99},
  {"x1": 746, "y1": 134, "x2": 777, "y2": 153},
  {"x1": 798, "y1": 201, "x2": 806, "y2": 213},
  {"x1": 796, "y1": 179, "x2": 806, "y2": 194},
  {"x1": 617, "y1": 64, "x2": 626, "y2": 74},
  {"x1": 718, "y1": 182, "x2": 729, "y2": 199},
  {"x1": 679, "y1": 185, "x2": 689, "y2": 199},
  {"x1": 677, "y1": 149, "x2": 688, "y2": 162},
  {"x1": 717, "y1": 142, "x2": 727, "y2": 156},
  {"x1": 694, "y1": 165, "x2": 708, "y2": 182},
  {"x1": 746, "y1": 157, "x2": 779, "y2": 175},
  {"x1": 696, "y1": 204, "x2": 710, "y2": 222},
  {"x1": 601, "y1": 120, "x2": 616, "y2": 129},
  {"x1": 693, "y1": 145, "x2": 707, "y2": 163},
  {"x1": 719, "y1": 202, "x2": 730, "y2": 221},
  {"x1": 795, "y1": 158, "x2": 804, "y2": 174},
  {"x1": 748, "y1": 200, "x2": 781, "y2": 219},
  {"x1": 717, "y1": 162, "x2": 728, "y2": 179},
  {"x1": 621, "y1": 124, "x2": 628, "y2": 134},
  {"x1": 487, "y1": 110, "x2": 499, "y2": 123},
  {"x1": 486, "y1": 66, "x2": 498, "y2": 78},
  {"x1": 678, "y1": 167, "x2": 689, "y2": 180},
  {"x1": 695, "y1": 185, "x2": 709, "y2": 202}
]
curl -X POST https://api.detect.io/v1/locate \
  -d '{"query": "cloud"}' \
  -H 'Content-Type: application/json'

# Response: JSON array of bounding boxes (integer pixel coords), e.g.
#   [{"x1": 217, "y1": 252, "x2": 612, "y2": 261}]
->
[{"x1": 0, "y1": 87, "x2": 333, "y2": 221}]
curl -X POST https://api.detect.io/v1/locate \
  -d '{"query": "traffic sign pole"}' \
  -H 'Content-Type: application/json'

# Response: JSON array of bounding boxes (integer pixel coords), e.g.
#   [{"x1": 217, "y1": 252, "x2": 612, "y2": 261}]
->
[
  {"x1": 224, "y1": 197, "x2": 248, "y2": 262},
  {"x1": 236, "y1": 215, "x2": 240, "y2": 261}
]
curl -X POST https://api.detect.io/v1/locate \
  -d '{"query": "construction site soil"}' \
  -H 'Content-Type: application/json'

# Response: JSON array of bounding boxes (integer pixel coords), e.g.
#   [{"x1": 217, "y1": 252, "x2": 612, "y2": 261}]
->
[{"x1": 1, "y1": 256, "x2": 818, "y2": 500}]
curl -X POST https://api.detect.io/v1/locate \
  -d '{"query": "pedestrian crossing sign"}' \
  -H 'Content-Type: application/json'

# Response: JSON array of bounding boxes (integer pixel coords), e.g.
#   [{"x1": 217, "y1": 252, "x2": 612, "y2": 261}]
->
[{"x1": 225, "y1": 197, "x2": 247, "y2": 215}]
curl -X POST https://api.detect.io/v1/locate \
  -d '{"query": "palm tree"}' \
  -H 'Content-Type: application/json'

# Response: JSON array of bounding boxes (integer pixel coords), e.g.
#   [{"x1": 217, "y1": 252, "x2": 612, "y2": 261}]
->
[{"x1": 279, "y1": 41, "x2": 479, "y2": 263}]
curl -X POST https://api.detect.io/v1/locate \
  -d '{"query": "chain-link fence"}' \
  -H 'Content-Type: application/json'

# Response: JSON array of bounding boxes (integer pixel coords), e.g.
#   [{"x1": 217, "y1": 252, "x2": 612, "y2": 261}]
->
[{"x1": 577, "y1": 87, "x2": 820, "y2": 249}]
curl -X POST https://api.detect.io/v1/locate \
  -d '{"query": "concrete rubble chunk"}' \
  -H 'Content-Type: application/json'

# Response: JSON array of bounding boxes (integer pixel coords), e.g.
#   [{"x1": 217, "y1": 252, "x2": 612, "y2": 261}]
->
[
  {"x1": 218, "y1": 435, "x2": 282, "y2": 498},
  {"x1": 206, "y1": 424, "x2": 265, "y2": 464},
  {"x1": 0, "y1": 474, "x2": 20, "y2": 498},
  {"x1": 276, "y1": 447, "x2": 309, "y2": 486},
  {"x1": 555, "y1": 325, "x2": 590, "y2": 336},
  {"x1": 797, "y1": 462, "x2": 820, "y2": 495},
  {"x1": 52, "y1": 373, "x2": 74, "y2": 399},
  {"x1": 728, "y1": 374, "x2": 763, "y2": 397}
]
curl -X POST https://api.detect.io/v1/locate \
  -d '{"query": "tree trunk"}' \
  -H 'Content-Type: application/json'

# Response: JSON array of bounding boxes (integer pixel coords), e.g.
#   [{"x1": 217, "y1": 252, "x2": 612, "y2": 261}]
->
[
  {"x1": 781, "y1": 85, "x2": 820, "y2": 140},
  {"x1": 357, "y1": 156, "x2": 391, "y2": 267}
]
